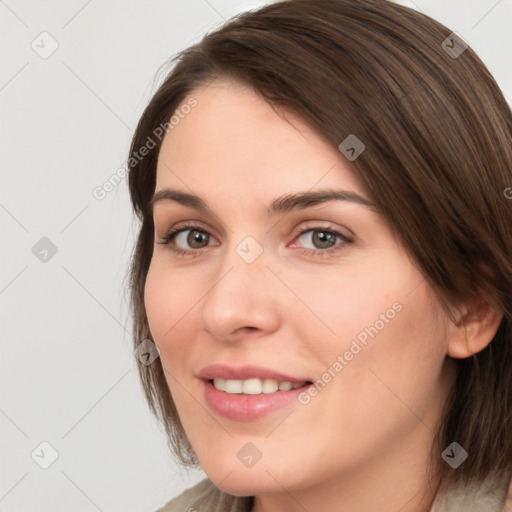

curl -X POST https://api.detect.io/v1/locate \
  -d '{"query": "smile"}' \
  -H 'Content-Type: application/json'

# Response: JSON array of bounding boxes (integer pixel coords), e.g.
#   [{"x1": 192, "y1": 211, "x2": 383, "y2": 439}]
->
[{"x1": 211, "y1": 377, "x2": 308, "y2": 394}]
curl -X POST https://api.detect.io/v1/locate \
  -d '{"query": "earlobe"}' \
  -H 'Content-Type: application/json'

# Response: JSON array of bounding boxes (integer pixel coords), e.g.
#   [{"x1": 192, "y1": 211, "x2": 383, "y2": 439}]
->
[{"x1": 447, "y1": 298, "x2": 503, "y2": 359}]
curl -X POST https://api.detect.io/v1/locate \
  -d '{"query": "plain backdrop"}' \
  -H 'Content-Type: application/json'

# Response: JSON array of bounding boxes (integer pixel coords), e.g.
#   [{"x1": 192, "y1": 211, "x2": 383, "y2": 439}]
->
[{"x1": 1, "y1": 1, "x2": 510, "y2": 511}]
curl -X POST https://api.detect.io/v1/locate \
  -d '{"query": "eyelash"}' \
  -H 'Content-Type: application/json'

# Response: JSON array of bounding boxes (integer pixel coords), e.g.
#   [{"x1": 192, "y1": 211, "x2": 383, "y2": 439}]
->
[{"x1": 156, "y1": 222, "x2": 353, "y2": 258}]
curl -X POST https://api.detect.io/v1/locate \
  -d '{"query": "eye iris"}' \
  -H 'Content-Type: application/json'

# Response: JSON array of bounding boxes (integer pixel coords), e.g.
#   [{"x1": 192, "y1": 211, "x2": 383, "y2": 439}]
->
[
  {"x1": 188, "y1": 230, "x2": 208, "y2": 248},
  {"x1": 313, "y1": 231, "x2": 335, "y2": 249}
]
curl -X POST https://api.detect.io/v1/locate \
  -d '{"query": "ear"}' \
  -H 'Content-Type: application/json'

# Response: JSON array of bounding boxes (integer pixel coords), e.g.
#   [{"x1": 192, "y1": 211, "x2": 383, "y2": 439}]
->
[{"x1": 447, "y1": 297, "x2": 503, "y2": 359}]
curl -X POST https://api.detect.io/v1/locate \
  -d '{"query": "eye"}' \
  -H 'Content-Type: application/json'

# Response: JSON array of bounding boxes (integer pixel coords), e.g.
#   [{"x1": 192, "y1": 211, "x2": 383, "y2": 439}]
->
[
  {"x1": 291, "y1": 224, "x2": 353, "y2": 256},
  {"x1": 156, "y1": 223, "x2": 217, "y2": 256},
  {"x1": 155, "y1": 222, "x2": 353, "y2": 258}
]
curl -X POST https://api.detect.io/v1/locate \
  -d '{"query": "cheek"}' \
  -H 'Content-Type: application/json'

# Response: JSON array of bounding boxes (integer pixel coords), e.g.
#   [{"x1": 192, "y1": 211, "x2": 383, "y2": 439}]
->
[
  {"x1": 293, "y1": 256, "x2": 448, "y2": 397},
  {"x1": 330, "y1": 283, "x2": 447, "y2": 427},
  {"x1": 284, "y1": 260, "x2": 407, "y2": 362},
  {"x1": 144, "y1": 263, "x2": 199, "y2": 368},
  {"x1": 294, "y1": 279, "x2": 449, "y2": 466},
  {"x1": 144, "y1": 264, "x2": 205, "y2": 422}
]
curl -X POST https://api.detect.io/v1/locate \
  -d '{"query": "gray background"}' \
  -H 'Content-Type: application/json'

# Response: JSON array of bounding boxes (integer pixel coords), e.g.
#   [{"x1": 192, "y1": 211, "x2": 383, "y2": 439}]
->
[{"x1": 1, "y1": 1, "x2": 510, "y2": 511}]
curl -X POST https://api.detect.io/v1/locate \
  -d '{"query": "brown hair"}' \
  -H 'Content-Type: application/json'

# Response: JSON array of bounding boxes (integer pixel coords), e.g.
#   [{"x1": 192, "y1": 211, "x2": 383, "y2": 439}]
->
[{"x1": 126, "y1": 0, "x2": 512, "y2": 498}]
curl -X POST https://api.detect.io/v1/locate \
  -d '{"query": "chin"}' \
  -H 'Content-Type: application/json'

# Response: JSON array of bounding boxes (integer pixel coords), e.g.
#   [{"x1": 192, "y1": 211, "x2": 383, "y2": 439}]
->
[
  {"x1": 198, "y1": 452, "x2": 303, "y2": 497},
  {"x1": 213, "y1": 470, "x2": 281, "y2": 496}
]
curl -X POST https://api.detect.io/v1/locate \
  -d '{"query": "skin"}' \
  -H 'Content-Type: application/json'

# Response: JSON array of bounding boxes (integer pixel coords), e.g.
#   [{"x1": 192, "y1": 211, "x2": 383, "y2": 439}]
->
[{"x1": 144, "y1": 79, "x2": 502, "y2": 512}]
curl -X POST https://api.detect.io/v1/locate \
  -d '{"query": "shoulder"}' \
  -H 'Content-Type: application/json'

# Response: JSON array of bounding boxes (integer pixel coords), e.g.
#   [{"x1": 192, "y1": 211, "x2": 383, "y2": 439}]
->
[
  {"x1": 155, "y1": 478, "x2": 252, "y2": 512},
  {"x1": 431, "y1": 471, "x2": 512, "y2": 512}
]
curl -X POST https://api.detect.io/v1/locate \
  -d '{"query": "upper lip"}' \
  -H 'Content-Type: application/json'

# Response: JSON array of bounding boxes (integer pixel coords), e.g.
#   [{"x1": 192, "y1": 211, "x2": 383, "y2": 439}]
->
[{"x1": 198, "y1": 364, "x2": 312, "y2": 383}]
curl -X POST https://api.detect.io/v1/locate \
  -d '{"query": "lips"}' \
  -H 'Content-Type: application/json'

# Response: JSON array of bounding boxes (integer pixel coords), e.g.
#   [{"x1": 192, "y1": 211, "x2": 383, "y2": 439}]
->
[
  {"x1": 198, "y1": 364, "x2": 311, "y2": 383},
  {"x1": 198, "y1": 364, "x2": 314, "y2": 421}
]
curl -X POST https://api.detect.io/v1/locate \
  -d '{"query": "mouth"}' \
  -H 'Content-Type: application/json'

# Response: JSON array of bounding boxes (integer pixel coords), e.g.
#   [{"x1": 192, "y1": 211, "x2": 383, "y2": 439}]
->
[
  {"x1": 198, "y1": 365, "x2": 315, "y2": 421},
  {"x1": 209, "y1": 377, "x2": 312, "y2": 394}
]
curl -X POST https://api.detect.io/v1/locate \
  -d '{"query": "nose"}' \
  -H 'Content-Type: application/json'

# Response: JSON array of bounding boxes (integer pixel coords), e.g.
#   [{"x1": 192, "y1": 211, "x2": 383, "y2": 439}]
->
[{"x1": 199, "y1": 241, "x2": 281, "y2": 343}]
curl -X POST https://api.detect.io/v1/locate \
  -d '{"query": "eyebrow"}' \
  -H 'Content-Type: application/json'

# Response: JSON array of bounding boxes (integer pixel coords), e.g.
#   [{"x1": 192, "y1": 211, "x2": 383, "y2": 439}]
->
[{"x1": 150, "y1": 188, "x2": 378, "y2": 216}]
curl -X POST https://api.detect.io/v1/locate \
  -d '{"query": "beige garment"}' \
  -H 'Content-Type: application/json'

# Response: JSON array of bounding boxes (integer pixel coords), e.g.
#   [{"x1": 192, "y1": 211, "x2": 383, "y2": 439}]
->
[
  {"x1": 157, "y1": 472, "x2": 512, "y2": 512},
  {"x1": 429, "y1": 471, "x2": 512, "y2": 512}
]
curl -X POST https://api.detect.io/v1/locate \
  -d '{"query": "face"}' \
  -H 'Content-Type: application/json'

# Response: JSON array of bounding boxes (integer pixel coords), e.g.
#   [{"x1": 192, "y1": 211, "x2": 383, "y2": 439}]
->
[{"x1": 144, "y1": 79, "x2": 455, "y2": 497}]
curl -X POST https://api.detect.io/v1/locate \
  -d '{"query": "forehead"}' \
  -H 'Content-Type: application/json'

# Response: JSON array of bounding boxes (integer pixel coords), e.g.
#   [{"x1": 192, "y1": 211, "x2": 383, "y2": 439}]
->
[{"x1": 155, "y1": 79, "x2": 369, "y2": 201}]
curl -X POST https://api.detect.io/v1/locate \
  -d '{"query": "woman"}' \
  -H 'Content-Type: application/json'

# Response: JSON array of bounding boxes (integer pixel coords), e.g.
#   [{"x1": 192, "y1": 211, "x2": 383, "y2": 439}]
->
[{"x1": 126, "y1": 0, "x2": 512, "y2": 510}]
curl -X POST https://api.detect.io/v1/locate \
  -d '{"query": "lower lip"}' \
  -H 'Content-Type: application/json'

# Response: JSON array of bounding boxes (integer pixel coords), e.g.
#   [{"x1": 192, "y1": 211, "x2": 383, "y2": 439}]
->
[{"x1": 202, "y1": 380, "x2": 311, "y2": 421}]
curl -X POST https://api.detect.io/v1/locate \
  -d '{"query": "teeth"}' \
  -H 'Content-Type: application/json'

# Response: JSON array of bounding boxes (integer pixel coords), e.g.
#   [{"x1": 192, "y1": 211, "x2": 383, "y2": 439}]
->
[
  {"x1": 243, "y1": 378, "x2": 264, "y2": 395},
  {"x1": 225, "y1": 379, "x2": 243, "y2": 394},
  {"x1": 213, "y1": 378, "x2": 226, "y2": 391},
  {"x1": 212, "y1": 378, "x2": 306, "y2": 394},
  {"x1": 262, "y1": 379, "x2": 278, "y2": 393}
]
